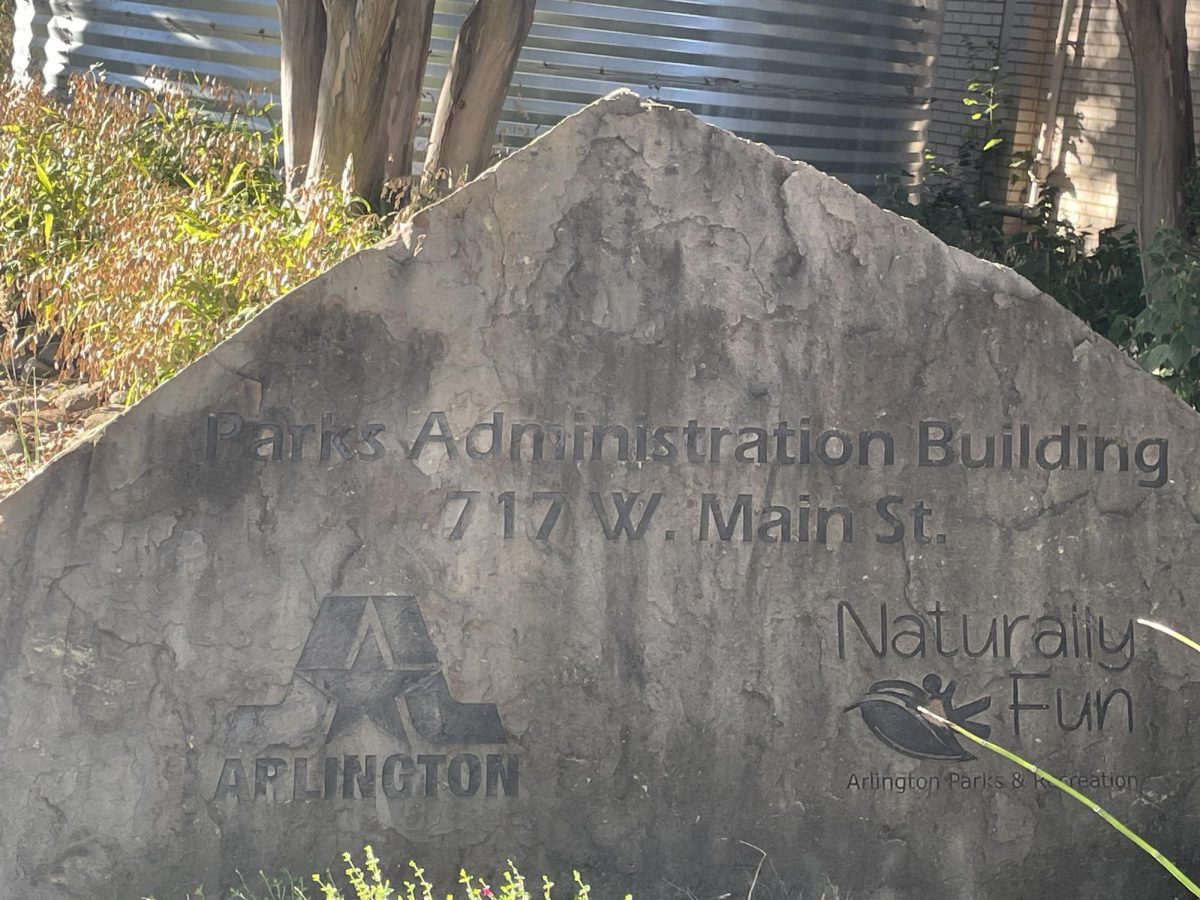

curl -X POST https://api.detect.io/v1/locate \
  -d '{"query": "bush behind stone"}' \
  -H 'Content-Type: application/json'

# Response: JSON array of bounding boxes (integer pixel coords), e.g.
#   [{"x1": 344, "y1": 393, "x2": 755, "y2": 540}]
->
[{"x1": 0, "y1": 72, "x2": 388, "y2": 401}]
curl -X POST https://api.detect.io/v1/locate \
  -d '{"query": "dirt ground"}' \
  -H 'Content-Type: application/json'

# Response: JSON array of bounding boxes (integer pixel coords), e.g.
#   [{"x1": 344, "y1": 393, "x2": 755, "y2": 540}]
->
[{"x1": 0, "y1": 374, "x2": 121, "y2": 499}]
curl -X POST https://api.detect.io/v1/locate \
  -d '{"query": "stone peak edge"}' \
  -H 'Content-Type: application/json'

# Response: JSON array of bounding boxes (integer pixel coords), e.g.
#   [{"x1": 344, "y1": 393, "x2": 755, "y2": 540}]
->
[{"x1": 1, "y1": 89, "x2": 1197, "y2": 516}]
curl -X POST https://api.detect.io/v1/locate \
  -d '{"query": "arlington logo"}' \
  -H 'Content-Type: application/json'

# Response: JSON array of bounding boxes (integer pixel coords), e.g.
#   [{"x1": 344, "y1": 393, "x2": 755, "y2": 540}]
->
[{"x1": 214, "y1": 595, "x2": 518, "y2": 803}]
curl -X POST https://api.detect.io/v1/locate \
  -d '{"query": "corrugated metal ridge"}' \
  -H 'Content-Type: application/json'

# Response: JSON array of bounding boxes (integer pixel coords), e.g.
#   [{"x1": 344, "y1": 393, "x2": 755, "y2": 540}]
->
[
  {"x1": 47, "y1": 0, "x2": 276, "y2": 37},
  {"x1": 543, "y1": 0, "x2": 941, "y2": 25},
  {"x1": 513, "y1": 30, "x2": 935, "y2": 75},
  {"x1": 525, "y1": 6, "x2": 938, "y2": 49},
  {"x1": 13, "y1": 0, "x2": 945, "y2": 190}
]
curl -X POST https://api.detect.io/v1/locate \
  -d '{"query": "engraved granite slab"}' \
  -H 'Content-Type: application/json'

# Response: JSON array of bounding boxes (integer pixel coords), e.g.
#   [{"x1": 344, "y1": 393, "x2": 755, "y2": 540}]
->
[{"x1": 1, "y1": 91, "x2": 1198, "y2": 899}]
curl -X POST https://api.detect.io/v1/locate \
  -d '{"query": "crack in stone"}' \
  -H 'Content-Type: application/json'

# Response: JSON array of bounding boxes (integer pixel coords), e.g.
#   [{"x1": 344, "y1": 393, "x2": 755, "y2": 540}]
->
[{"x1": 330, "y1": 520, "x2": 366, "y2": 591}]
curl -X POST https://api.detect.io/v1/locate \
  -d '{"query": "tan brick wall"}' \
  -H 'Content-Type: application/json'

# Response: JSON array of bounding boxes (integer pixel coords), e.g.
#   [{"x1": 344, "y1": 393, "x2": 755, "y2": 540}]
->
[
  {"x1": 928, "y1": 0, "x2": 1200, "y2": 239},
  {"x1": 927, "y1": 0, "x2": 1058, "y2": 205},
  {"x1": 1046, "y1": 0, "x2": 1200, "y2": 235},
  {"x1": 1005, "y1": 0, "x2": 1058, "y2": 204},
  {"x1": 927, "y1": 0, "x2": 1008, "y2": 163}
]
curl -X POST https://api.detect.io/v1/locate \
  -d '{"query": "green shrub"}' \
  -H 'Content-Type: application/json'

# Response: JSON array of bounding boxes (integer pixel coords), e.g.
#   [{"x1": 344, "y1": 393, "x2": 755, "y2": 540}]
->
[
  {"x1": 876, "y1": 141, "x2": 1200, "y2": 409},
  {"x1": 876, "y1": 54, "x2": 1200, "y2": 407},
  {"x1": 0, "y1": 72, "x2": 388, "y2": 401},
  {"x1": 1114, "y1": 226, "x2": 1200, "y2": 407}
]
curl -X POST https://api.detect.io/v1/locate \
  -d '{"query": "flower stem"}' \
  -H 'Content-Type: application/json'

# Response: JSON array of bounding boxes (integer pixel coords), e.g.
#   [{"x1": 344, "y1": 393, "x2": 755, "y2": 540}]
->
[
  {"x1": 917, "y1": 705, "x2": 1200, "y2": 898},
  {"x1": 1137, "y1": 618, "x2": 1200, "y2": 656}
]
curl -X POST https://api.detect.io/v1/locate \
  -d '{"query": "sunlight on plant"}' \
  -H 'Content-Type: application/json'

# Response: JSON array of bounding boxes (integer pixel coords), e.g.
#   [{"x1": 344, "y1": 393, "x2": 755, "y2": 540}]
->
[
  {"x1": 300, "y1": 850, "x2": 622, "y2": 900},
  {"x1": 313, "y1": 845, "x2": 393, "y2": 900},
  {"x1": 1137, "y1": 618, "x2": 1200, "y2": 655},
  {"x1": 917, "y1": 705, "x2": 1200, "y2": 897},
  {"x1": 0, "y1": 71, "x2": 389, "y2": 402}
]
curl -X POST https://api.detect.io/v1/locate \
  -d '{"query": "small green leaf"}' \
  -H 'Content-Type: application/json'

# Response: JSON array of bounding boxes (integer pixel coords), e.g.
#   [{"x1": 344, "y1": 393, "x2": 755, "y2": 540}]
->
[
  {"x1": 179, "y1": 218, "x2": 219, "y2": 240},
  {"x1": 32, "y1": 157, "x2": 54, "y2": 193},
  {"x1": 1183, "y1": 319, "x2": 1200, "y2": 347},
  {"x1": 983, "y1": 137, "x2": 1004, "y2": 151},
  {"x1": 1136, "y1": 305, "x2": 1171, "y2": 338},
  {"x1": 1106, "y1": 315, "x2": 1132, "y2": 343},
  {"x1": 222, "y1": 160, "x2": 248, "y2": 198},
  {"x1": 1168, "y1": 333, "x2": 1194, "y2": 368},
  {"x1": 1140, "y1": 344, "x2": 1172, "y2": 372},
  {"x1": 297, "y1": 218, "x2": 317, "y2": 250}
]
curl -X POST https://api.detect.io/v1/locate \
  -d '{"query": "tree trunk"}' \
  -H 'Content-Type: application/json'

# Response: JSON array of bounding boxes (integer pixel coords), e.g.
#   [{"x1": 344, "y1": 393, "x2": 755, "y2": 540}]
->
[
  {"x1": 360, "y1": 0, "x2": 435, "y2": 207},
  {"x1": 422, "y1": 0, "x2": 536, "y2": 192},
  {"x1": 306, "y1": 0, "x2": 399, "y2": 199},
  {"x1": 1115, "y1": 0, "x2": 1195, "y2": 274},
  {"x1": 276, "y1": 0, "x2": 326, "y2": 190}
]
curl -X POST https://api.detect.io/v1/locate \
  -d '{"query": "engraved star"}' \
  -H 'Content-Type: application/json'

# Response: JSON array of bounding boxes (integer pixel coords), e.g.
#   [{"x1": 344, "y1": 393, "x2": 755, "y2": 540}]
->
[{"x1": 308, "y1": 628, "x2": 433, "y2": 744}]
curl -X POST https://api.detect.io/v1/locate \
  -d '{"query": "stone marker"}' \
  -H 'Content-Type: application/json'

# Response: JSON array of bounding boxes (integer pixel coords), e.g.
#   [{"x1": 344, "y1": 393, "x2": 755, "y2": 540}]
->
[{"x1": 2, "y1": 91, "x2": 1199, "y2": 900}]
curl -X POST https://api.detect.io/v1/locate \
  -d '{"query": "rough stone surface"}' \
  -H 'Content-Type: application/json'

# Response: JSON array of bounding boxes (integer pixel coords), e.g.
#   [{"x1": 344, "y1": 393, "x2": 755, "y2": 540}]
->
[
  {"x1": 79, "y1": 405, "x2": 121, "y2": 432},
  {"x1": 2, "y1": 92, "x2": 1199, "y2": 900},
  {"x1": 0, "y1": 394, "x2": 47, "y2": 416},
  {"x1": 0, "y1": 430, "x2": 22, "y2": 456},
  {"x1": 54, "y1": 383, "x2": 104, "y2": 414}
]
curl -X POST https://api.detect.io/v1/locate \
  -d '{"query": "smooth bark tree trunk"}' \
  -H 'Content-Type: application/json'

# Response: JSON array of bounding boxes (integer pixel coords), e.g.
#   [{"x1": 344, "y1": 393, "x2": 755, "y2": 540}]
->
[
  {"x1": 306, "y1": 0, "x2": 400, "y2": 200},
  {"x1": 284, "y1": 0, "x2": 533, "y2": 205},
  {"x1": 1115, "y1": 0, "x2": 1195, "y2": 278},
  {"x1": 276, "y1": 0, "x2": 326, "y2": 190},
  {"x1": 360, "y1": 0, "x2": 435, "y2": 206},
  {"x1": 422, "y1": 0, "x2": 536, "y2": 192}
]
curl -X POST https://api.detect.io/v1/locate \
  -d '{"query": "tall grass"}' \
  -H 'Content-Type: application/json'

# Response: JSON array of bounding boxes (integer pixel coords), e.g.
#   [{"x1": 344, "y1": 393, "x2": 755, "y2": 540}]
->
[{"x1": 0, "y1": 72, "x2": 388, "y2": 401}]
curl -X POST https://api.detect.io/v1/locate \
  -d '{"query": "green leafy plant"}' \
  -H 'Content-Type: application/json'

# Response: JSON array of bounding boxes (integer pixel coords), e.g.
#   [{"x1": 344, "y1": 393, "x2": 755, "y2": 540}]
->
[
  {"x1": 875, "y1": 56, "x2": 1200, "y2": 410},
  {"x1": 144, "y1": 850, "x2": 629, "y2": 900},
  {"x1": 875, "y1": 45, "x2": 1033, "y2": 261},
  {"x1": 291, "y1": 849, "x2": 623, "y2": 900},
  {"x1": 1112, "y1": 227, "x2": 1200, "y2": 406},
  {"x1": 313, "y1": 845, "x2": 394, "y2": 900},
  {"x1": 963, "y1": 70, "x2": 1004, "y2": 152},
  {"x1": 0, "y1": 70, "x2": 389, "y2": 402}
]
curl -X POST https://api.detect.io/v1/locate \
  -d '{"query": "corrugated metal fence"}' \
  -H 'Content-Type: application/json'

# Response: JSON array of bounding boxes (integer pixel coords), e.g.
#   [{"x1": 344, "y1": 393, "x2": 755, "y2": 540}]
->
[{"x1": 12, "y1": 0, "x2": 945, "y2": 191}]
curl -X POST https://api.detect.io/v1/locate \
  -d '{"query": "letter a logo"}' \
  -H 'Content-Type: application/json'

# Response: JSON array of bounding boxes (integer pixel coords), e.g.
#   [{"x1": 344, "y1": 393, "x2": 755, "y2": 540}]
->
[{"x1": 225, "y1": 596, "x2": 506, "y2": 747}]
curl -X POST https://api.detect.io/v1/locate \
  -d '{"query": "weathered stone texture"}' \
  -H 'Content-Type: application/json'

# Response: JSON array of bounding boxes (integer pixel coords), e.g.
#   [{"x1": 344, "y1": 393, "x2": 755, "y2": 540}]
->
[{"x1": 1, "y1": 91, "x2": 1199, "y2": 899}]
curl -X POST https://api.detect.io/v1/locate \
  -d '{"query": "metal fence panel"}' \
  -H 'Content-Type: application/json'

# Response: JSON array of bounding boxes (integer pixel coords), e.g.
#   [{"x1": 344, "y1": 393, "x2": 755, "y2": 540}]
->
[{"x1": 12, "y1": 0, "x2": 943, "y2": 190}]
